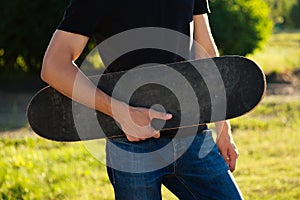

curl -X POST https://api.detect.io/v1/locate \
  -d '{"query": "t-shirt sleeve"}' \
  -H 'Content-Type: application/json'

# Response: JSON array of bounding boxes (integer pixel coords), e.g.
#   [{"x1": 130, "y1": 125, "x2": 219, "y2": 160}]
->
[
  {"x1": 193, "y1": 0, "x2": 211, "y2": 15},
  {"x1": 57, "y1": 0, "x2": 100, "y2": 37}
]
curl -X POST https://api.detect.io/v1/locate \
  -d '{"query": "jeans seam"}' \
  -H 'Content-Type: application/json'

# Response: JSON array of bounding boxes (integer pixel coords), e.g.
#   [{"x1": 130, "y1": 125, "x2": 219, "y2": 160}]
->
[{"x1": 174, "y1": 175, "x2": 198, "y2": 200}]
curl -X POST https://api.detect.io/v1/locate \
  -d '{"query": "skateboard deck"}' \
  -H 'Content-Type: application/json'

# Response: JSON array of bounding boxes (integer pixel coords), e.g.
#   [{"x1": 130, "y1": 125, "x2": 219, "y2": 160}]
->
[{"x1": 27, "y1": 56, "x2": 266, "y2": 142}]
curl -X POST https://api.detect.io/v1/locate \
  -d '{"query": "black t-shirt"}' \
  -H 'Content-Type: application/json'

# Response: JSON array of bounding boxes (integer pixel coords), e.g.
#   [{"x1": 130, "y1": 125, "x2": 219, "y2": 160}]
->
[
  {"x1": 58, "y1": 0, "x2": 210, "y2": 133},
  {"x1": 58, "y1": 0, "x2": 210, "y2": 71},
  {"x1": 58, "y1": 0, "x2": 210, "y2": 38}
]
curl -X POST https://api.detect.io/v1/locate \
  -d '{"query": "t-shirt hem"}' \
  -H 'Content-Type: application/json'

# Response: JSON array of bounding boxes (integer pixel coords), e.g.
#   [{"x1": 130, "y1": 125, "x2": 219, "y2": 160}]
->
[{"x1": 57, "y1": 26, "x2": 92, "y2": 38}]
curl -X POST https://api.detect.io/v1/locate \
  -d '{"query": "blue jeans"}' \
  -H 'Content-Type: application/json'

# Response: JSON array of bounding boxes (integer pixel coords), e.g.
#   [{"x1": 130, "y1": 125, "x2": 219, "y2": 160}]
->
[{"x1": 106, "y1": 129, "x2": 243, "y2": 200}]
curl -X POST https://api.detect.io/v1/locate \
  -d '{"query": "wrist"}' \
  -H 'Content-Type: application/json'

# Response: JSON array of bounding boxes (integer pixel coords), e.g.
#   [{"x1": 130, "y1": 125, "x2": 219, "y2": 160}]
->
[
  {"x1": 109, "y1": 98, "x2": 129, "y2": 122},
  {"x1": 93, "y1": 89, "x2": 127, "y2": 119},
  {"x1": 215, "y1": 120, "x2": 230, "y2": 134}
]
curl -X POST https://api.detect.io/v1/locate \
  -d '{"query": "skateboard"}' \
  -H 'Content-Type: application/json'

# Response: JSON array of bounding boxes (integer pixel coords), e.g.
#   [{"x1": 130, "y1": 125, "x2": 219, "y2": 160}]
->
[{"x1": 27, "y1": 56, "x2": 266, "y2": 142}]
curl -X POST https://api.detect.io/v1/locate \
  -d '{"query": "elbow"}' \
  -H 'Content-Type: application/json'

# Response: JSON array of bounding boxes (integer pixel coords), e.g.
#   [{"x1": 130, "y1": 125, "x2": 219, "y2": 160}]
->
[
  {"x1": 40, "y1": 58, "x2": 50, "y2": 83},
  {"x1": 40, "y1": 55, "x2": 56, "y2": 85}
]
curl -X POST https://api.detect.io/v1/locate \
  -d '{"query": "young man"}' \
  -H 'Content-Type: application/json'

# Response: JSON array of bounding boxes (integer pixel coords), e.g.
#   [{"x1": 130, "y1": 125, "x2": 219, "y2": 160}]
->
[{"x1": 41, "y1": 0, "x2": 243, "y2": 199}]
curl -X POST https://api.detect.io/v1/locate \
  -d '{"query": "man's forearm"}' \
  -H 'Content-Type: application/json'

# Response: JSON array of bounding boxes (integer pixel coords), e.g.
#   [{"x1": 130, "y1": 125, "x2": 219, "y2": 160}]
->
[
  {"x1": 41, "y1": 58, "x2": 118, "y2": 118},
  {"x1": 215, "y1": 120, "x2": 232, "y2": 137},
  {"x1": 193, "y1": 14, "x2": 233, "y2": 137},
  {"x1": 193, "y1": 14, "x2": 219, "y2": 59},
  {"x1": 41, "y1": 31, "x2": 120, "y2": 118}
]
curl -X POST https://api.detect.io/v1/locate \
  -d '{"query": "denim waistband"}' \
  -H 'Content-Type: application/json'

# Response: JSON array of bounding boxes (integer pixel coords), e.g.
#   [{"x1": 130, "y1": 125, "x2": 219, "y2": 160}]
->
[{"x1": 108, "y1": 124, "x2": 208, "y2": 141}]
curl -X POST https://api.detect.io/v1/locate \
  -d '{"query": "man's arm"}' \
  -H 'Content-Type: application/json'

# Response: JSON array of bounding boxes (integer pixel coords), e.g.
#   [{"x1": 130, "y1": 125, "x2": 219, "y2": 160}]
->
[
  {"x1": 41, "y1": 30, "x2": 172, "y2": 142},
  {"x1": 41, "y1": 30, "x2": 113, "y2": 115},
  {"x1": 193, "y1": 14, "x2": 239, "y2": 172},
  {"x1": 193, "y1": 14, "x2": 219, "y2": 58}
]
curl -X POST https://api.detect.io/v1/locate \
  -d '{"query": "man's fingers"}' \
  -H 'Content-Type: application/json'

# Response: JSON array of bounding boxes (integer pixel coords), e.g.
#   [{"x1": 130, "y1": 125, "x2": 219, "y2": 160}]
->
[
  {"x1": 228, "y1": 148, "x2": 239, "y2": 172},
  {"x1": 149, "y1": 109, "x2": 172, "y2": 120},
  {"x1": 121, "y1": 107, "x2": 169, "y2": 141},
  {"x1": 125, "y1": 127, "x2": 161, "y2": 142},
  {"x1": 126, "y1": 135, "x2": 140, "y2": 142},
  {"x1": 220, "y1": 150, "x2": 230, "y2": 165},
  {"x1": 228, "y1": 155, "x2": 237, "y2": 172},
  {"x1": 229, "y1": 159, "x2": 237, "y2": 172},
  {"x1": 152, "y1": 131, "x2": 160, "y2": 138}
]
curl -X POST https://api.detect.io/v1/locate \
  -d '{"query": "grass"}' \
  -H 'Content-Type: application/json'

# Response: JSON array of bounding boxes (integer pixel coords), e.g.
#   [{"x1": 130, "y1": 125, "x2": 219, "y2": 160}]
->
[
  {"x1": 247, "y1": 30, "x2": 300, "y2": 73},
  {"x1": 1, "y1": 30, "x2": 300, "y2": 199},
  {"x1": 1, "y1": 95, "x2": 300, "y2": 199},
  {"x1": 0, "y1": 129, "x2": 177, "y2": 199},
  {"x1": 0, "y1": 136, "x2": 114, "y2": 200},
  {"x1": 230, "y1": 96, "x2": 300, "y2": 199}
]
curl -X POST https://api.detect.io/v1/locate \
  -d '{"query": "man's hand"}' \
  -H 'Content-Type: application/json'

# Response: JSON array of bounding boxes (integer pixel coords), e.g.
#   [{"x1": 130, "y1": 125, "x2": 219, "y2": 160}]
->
[
  {"x1": 112, "y1": 100, "x2": 172, "y2": 142},
  {"x1": 215, "y1": 121, "x2": 239, "y2": 172}
]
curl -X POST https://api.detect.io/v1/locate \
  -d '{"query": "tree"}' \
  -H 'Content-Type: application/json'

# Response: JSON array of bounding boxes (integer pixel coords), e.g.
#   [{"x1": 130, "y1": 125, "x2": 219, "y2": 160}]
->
[
  {"x1": 1, "y1": 0, "x2": 273, "y2": 75},
  {"x1": 290, "y1": 0, "x2": 300, "y2": 28},
  {"x1": 209, "y1": 0, "x2": 273, "y2": 56},
  {"x1": 263, "y1": 0, "x2": 297, "y2": 28},
  {"x1": 0, "y1": 0, "x2": 69, "y2": 76}
]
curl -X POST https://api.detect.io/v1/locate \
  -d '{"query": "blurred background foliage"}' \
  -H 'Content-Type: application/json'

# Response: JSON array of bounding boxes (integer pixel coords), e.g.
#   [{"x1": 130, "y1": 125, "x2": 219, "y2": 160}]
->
[
  {"x1": 0, "y1": 0, "x2": 69, "y2": 77},
  {"x1": 210, "y1": 0, "x2": 272, "y2": 55},
  {"x1": 264, "y1": 0, "x2": 299, "y2": 29},
  {"x1": 0, "y1": 0, "x2": 299, "y2": 77}
]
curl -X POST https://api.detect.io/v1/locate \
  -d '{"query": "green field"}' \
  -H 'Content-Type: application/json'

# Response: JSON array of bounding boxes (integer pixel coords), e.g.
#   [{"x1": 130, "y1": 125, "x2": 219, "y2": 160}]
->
[
  {"x1": 1, "y1": 95, "x2": 300, "y2": 200},
  {"x1": 1, "y1": 30, "x2": 300, "y2": 199},
  {"x1": 247, "y1": 30, "x2": 300, "y2": 73},
  {"x1": 231, "y1": 96, "x2": 300, "y2": 199}
]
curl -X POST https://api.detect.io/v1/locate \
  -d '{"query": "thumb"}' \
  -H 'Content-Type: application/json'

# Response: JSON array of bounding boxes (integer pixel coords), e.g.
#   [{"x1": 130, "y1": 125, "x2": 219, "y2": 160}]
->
[{"x1": 149, "y1": 109, "x2": 172, "y2": 120}]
